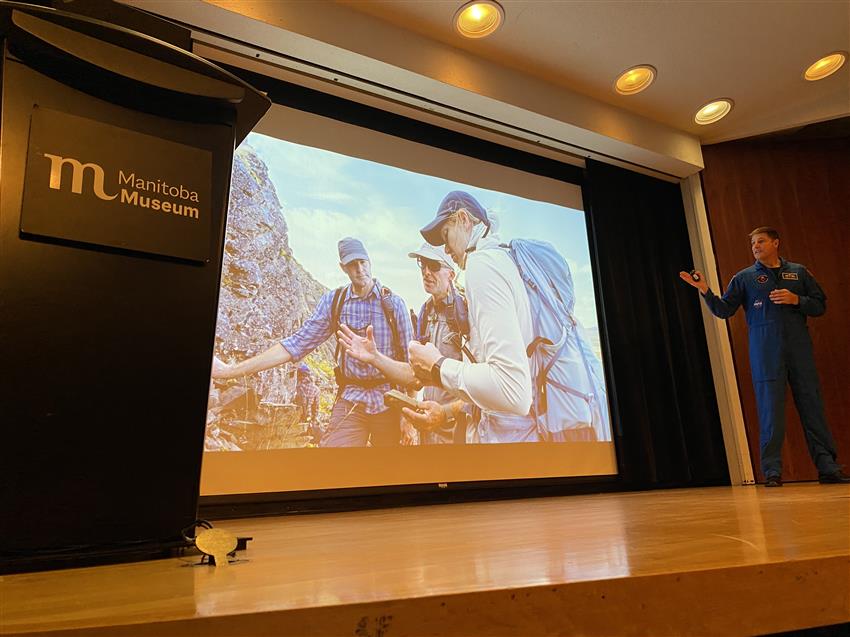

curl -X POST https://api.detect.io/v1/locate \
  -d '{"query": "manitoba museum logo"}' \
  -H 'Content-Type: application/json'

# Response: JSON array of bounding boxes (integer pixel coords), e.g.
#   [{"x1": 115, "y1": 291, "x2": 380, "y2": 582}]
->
[{"x1": 42, "y1": 153, "x2": 201, "y2": 220}]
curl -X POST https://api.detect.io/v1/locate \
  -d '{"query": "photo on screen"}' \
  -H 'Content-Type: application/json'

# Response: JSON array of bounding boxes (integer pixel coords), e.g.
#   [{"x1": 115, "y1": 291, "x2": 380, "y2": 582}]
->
[{"x1": 205, "y1": 131, "x2": 612, "y2": 454}]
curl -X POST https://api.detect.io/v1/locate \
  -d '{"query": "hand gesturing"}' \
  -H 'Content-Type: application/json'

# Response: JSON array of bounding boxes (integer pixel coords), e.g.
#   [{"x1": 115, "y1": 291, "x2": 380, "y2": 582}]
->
[
  {"x1": 678, "y1": 270, "x2": 708, "y2": 294},
  {"x1": 337, "y1": 324, "x2": 378, "y2": 364}
]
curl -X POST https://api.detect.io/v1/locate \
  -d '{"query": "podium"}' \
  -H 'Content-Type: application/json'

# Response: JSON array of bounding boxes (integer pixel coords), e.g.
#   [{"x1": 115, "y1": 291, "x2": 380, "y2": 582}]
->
[{"x1": 0, "y1": 1, "x2": 269, "y2": 572}]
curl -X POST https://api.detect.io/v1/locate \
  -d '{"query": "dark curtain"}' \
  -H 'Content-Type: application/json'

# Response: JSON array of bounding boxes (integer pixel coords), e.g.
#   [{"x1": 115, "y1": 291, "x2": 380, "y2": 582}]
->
[{"x1": 585, "y1": 159, "x2": 729, "y2": 487}]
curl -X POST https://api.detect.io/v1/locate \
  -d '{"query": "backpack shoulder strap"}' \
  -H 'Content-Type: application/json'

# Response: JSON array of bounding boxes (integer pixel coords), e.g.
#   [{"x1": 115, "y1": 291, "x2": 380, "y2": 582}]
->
[
  {"x1": 379, "y1": 286, "x2": 403, "y2": 362},
  {"x1": 330, "y1": 285, "x2": 347, "y2": 332},
  {"x1": 445, "y1": 287, "x2": 470, "y2": 338},
  {"x1": 409, "y1": 308, "x2": 418, "y2": 341},
  {"x1": 330, "y1": 285, "x2": 347, "y2": 362},
  {"x1": 417, "y1": 299, "x2": 432, "y2": 342},
  {"x1": 443, "y1": 290, "x2": 476, "y2": 363}
]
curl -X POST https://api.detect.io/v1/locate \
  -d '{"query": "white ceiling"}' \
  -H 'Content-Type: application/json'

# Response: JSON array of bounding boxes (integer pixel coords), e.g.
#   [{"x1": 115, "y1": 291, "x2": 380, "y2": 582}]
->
[{"x1": 338, "y1": 0, "x2": 850, "y2": 143}]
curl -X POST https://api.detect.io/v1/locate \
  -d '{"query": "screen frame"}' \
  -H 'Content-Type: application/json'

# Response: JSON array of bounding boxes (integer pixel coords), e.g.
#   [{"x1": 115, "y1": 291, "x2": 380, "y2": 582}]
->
[{"x1": 199, "y1": 65, "x2": 627, "y2": 516}]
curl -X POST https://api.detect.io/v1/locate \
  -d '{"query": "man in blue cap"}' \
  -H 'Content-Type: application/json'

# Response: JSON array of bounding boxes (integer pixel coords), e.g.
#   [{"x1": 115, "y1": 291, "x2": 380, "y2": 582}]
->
[
  {"x1": 213, "y1": 237, "x2": 414, "y2": 447},
  {"x1": 681, "y1": 227, "x2": 849, "y2": 486},
  {"x1": 404, "y1": 191, "x2": 540, "y2": 443}
]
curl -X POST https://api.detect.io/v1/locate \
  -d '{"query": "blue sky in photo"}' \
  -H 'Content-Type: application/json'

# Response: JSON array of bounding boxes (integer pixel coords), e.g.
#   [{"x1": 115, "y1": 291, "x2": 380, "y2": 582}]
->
[{"x1": 238, "y1": 132, "x2": 601, "y2": 330}]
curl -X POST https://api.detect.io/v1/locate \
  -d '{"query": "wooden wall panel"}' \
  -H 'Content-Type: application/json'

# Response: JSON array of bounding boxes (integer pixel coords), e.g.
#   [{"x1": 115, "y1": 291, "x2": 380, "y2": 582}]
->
[{"x1": 701, "y1": 137, "x2": 850, "y2": 482}]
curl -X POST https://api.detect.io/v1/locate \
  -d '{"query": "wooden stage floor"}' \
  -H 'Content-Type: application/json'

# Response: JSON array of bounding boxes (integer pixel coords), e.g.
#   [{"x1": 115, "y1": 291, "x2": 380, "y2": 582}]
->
[{"x1": 1, "y1": 484, "x2": 848, "y2": 636}]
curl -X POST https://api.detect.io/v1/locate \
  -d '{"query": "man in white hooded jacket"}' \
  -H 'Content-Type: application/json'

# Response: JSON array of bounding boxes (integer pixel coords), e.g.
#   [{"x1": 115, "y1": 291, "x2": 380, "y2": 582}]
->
[
  {"x1": 409, "y1": 191, "x2": 540, "y2": 443},
  {"x1": 335, "y1": 191, "x2": 539, "y2": 442}
]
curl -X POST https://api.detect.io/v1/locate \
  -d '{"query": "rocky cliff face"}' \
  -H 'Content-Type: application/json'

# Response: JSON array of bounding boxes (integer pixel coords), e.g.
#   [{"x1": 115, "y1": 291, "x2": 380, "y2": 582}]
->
[{"x1": 206, "y1": 145, "x2": 336, "y2": 451}]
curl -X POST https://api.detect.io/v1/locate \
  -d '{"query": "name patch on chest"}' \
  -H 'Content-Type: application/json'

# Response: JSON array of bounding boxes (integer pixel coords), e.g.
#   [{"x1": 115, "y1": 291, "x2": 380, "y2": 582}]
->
[
  {"x1": 756, "y1": 274, "x2": 769, "y2": 284},
  {"x1": 781, "y1": 272, "x2": 799, "y2": 280}
]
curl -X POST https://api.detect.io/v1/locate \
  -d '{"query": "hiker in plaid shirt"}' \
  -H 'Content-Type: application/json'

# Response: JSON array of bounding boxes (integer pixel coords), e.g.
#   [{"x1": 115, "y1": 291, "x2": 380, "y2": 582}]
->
[
  {"x1": 294, "y1": 364, "x2": 320, "y2": 422},
  {"x1": 294, "y1": 363, "x2": 321, "y2": 444},
  {"x1": 338, "y1": 242, "x2": 468, "y2": 445},
  {"x1": 213, "y1": 237, "x2": 414, "y2": 447}
]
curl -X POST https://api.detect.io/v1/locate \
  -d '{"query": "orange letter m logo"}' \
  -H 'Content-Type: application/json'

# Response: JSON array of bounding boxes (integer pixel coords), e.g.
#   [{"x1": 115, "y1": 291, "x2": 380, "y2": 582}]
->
[{"x1": 43, "y1": 153, "x2": 117, "y2": 201}]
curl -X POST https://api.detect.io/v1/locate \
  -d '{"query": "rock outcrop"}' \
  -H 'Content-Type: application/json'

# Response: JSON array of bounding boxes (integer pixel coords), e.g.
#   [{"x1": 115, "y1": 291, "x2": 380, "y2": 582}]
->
[{"x1": 206, "y1": 145, "x2": 336, "y2": 451}]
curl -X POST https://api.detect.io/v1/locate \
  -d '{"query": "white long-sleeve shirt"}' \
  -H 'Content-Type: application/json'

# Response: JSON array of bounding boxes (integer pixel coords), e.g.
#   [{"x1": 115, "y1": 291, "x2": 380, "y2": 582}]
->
[{"x1": 439, "y1": 234, "x2": 534, "y2": 416}]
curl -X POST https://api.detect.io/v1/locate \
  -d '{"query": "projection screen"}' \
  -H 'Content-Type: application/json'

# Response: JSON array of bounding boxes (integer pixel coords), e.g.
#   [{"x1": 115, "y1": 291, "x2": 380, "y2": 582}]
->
[{"x1": 201, "y1": 103, "x2": 616, "y2": 495}]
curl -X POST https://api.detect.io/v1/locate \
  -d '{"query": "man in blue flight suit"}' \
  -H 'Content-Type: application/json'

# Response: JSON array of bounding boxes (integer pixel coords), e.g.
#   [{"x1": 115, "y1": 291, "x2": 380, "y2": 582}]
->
[{"x1": 680, "y1": 226, "x2": 848, "y2": 487}]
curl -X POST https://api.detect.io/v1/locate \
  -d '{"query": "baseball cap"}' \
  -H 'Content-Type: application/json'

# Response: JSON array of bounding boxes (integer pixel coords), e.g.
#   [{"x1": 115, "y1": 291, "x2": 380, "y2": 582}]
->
[
  {"x1": 337, "y1": 237, "x2": 369, "y2": 265},
  {"x1": 420, "y1": 191, "x2": 489, "y2": 246},
  {"x1": 407, "y1": 242, "x2": 454, "y2": 270}
]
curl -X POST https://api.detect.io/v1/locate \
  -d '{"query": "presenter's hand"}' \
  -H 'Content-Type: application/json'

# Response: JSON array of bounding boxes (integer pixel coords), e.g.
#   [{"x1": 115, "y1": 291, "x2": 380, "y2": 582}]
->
[
  {"x1": 402, "y1": 400, "x2": 444, "y2": 431},
  {"x1": 408, "y1": 341, "x2": 443, "y2": 377},
  {"x1": 211, "y1": 356, "x2": 234, "y2": 379},
  {"x1": 769, "y1": 289, "x2": 799, "y2": 305},
  {"x1": 679, "y1": 270, "x2": 709, "y2": 294},
  {"x1": 337, "y1": 324, "x2": 378, "y2": 365}
]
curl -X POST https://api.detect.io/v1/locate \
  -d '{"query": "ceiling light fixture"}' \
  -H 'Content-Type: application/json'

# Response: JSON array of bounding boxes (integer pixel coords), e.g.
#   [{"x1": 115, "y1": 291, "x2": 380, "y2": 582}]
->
[
  {"x1": 804, "y1": 51, "x2": 847, "y2": 81},
  {"x1": 694, "y1": 98, "x2": 734, "y2": 125},
  {"x1": 614, "y1": 65, "x2": 657, "y2": 95},
  {"x1": 454, "y1": 1, "x2": 504, "y2": 39}
]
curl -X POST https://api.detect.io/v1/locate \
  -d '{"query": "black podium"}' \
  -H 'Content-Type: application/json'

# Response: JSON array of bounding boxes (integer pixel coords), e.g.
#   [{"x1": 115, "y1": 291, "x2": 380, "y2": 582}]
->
[{"x1": 0, "y1": 1, "x2": 269, "y2": 572}]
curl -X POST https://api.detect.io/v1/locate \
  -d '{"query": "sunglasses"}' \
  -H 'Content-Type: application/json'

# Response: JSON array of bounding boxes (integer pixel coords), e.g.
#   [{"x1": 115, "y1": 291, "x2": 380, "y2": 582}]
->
[{"x1": 417, "y1": 257, "x2": 446, "y2": 273}]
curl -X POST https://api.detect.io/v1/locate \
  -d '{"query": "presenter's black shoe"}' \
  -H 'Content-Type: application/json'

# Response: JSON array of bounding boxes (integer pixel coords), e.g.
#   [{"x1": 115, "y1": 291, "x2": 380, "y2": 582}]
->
[
  {"x1": 764, "y1": 475, "x2": 783, "y2": 487},
  {"x1": 818, "y1": 471, "x2": 850, "y2": 484}
]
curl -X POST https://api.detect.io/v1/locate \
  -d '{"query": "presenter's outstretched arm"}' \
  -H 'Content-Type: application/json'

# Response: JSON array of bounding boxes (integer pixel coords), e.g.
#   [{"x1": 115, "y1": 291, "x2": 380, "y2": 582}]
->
[
  {"x1": 211, "y1": 344, "x2": 292, "y2": 379},
  {"x1": 678, "y1": 270, "x2": 709, "y2": 294},
  {"x1": 679, "y1": 269, "x2": 742, "y2": 318}
]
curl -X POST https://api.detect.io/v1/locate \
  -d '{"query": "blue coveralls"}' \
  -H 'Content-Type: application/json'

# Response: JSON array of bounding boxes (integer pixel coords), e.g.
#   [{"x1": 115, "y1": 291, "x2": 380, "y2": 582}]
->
[{"x1": 702, "y1": 258, "x2": 840, "y2": 479}]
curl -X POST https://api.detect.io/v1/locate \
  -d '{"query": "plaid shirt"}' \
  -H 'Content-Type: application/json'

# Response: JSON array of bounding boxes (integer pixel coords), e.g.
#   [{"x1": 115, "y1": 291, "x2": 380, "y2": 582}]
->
[{"x1": 281, "y1": 279, "x2": 413, "y2": 414}]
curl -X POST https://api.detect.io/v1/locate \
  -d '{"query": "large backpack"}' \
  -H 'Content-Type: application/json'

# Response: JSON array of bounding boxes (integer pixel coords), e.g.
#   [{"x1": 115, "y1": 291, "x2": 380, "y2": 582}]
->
[{"x1": 502, "y1": 239, "x2": 611, "y2": 442}]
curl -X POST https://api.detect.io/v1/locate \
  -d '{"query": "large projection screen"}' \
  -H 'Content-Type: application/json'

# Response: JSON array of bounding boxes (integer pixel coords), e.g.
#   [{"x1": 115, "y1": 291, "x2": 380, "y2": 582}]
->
[{"x1": 201, "y1": 103, "x2": 616, "y2": 495}]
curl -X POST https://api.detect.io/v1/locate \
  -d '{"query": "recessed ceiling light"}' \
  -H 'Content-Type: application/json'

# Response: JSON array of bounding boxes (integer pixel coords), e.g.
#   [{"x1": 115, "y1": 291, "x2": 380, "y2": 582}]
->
[
  {"x1": 454, "y1": 1, "x2": 504, "y2": 39},
  {"x1": 804, "y1": 51, "x2": 847, "y2": 81},
  {"x1": 694, "y1": 98, "x2": 734, "y2": 125},
  {"x1": 614, "y1": 65, "x2": 657, "y2": 95}
]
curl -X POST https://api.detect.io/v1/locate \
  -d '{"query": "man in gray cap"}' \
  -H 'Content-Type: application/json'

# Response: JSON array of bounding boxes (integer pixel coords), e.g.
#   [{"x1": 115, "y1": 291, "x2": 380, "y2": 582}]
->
[
  {"x1": 212, "y1": 237, "x2": 413, "y2": 447},
  {"x1": 407, "y1": 191, "x2": 539, "y2": 443},
  {"x1": 338, "y1": 242, "x2": 469, "y2": 444}
]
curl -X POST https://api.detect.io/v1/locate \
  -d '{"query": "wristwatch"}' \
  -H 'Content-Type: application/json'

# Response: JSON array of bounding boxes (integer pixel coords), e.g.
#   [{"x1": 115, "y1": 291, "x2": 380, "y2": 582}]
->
[{"x1": 430, "y1": 356, "x2": 446, "y2": 388}]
